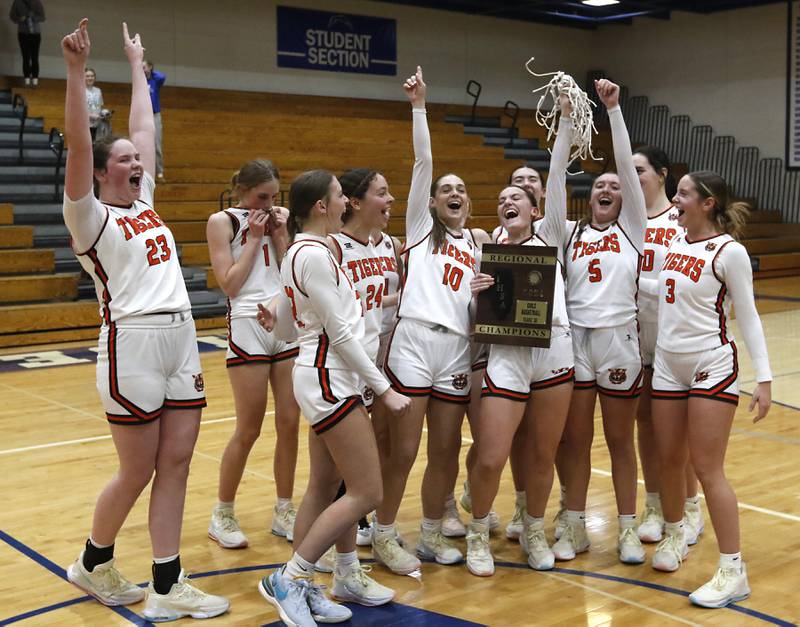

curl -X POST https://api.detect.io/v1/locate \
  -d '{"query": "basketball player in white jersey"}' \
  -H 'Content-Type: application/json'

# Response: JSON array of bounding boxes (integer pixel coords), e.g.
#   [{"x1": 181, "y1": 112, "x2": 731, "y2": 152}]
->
[
  {"x1": 555, "y1": 79, "x2": 648, "y2": 565},
  {"x1": 257, "y1": 170, "x2": 410, "y2": 625},
  {"x1": 646, "y1": 171, "x2": 771, "y2": 608},
  {"x1": 465, "y1": 93, "x2": 574, "y2": 576},
  {"x1": 372, "y1": 67, "x2": 482, "y2": 574},
  {"x1": 632, "y1": 146, "x2": 704, "y2": 546},
  {"x1": 205, "y1": 159, "x2": 301, "y2": 550},
  {"x1": 61, "y1": 20, "x2": 228, "y2": 621}
]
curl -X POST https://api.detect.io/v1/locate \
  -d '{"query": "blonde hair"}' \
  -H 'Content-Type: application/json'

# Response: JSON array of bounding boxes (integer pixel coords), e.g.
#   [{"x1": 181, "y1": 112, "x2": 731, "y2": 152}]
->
[{"x1": 687, "y1": 170, "x2": 749, "y2": 241}]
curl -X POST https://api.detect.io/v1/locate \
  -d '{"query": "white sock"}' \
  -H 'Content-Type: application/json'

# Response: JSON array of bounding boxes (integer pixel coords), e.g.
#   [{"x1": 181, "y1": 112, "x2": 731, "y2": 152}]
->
[
  {"x1": 88, "y1": 536, "x2": 114, "y2": 549},
  {"x1": 422, "y1": 517, "x2": 442, "y2": 533},
  {"x1": 153, "y1": 553, "x2": 179, "y2": 564},
  {"x1": 664, "y1": 520, "x2": 684, "y2": 537},
  {"x1": 276, "y1": 498, "x2": 292, "y2": 510},
  {"x1": 645, "y1": 492, "x2": 661, "y2": 508},
  {"x1": 524, "y1": 514, "x2": 544, "y2": 530},
  {"x1": 719, "y1": 552, "x2": 742, "y2": 573},
  {"x1": 515, "y1": 491, "x2": 526, "y2": 506},
  {"x1": 685, "y1": 495, "x2": 700, "y2": 506},
  {"x1": 285, "y1": 552, "x2": 315, "y2": 579},
  {"x1": 618, "y1": 514, "x2": 637, "y2": 530},
  {"x1": 216, "y1": 500, "x2": 234, "y2": 511},
  {"x1": 471, "y1": 515, "x2": 490, "y2": 529},
  {"x1": 375, "y1": 522, "x2": 395, "y2": 538},
  {"x1": 566, "y1": 510, "x2": 585, "y2": 524},
  {"x1": 335, "y1": 550, "x2": 359, "y2": 573}
]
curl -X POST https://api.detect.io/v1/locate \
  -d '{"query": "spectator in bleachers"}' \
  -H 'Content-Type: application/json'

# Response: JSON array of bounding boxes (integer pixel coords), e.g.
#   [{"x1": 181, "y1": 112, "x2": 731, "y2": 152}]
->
[
  {"x1": 85, "y1": 67, "x2": 111, "y2": 141},
  {"x1": 8, "y1": 0, "x2": 45, "y2": 87},
  {"x1": 144, "y1": 59, "x2": 166, "y2": 181}
]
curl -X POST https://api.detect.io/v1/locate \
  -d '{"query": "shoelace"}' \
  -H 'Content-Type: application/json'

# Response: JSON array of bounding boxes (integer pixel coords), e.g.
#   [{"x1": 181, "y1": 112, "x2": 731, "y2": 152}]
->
[
  {"x1": 619, "y1": 527, "x2": 640, "y2": 547},
  {"x1": 277, "y1": 506, "x2": 297, "y2": 526},
  {"x1": 641, "y1": 505, "x2": 661, "y2": 523},
  {"x1": 466, "y1": 531, "x2": 491, "y2": 558},
  {"x1": 709, "y1": 567, "x2": 738, "y2": 591},
  {"x1": 378, "y1": 535, "x2": 411, "y2": 562},
  {"x1": 656, "y1": 535, "x2": 683, "y2": 562},
  {"x1": 96, "y1": 565, "x2": 130, "y2": 593},
  {"x1": 429, "y1": 530, "x2": 458, "y2": 552},
  {"x1": 559, "y1": 524, "x2": 578, "y2": 547},
  {"x1": 217, "y1": 510, "x2": 240, "y2": 533},
  {"x1": 527, "y1": 529, "x2": 549, "y2": 553},
  {"x1": 511, "y1": 504, "x2": 524, "y2": 525},
  {"x1": 286, "y1": 576, "x2": 312, "y2": 604}
]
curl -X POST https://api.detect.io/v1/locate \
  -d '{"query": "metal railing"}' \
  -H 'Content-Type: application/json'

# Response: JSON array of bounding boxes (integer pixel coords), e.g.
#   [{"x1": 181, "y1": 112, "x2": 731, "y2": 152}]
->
[
  {"x1": 12, "y1": 94, "x2": 27, "y2": 162},
  {"x1": 466, "y1": 80, "x2": 481, "y2": 125},
  {"x1": 219, "y1": 188, "x2": 233, "y2": 212},
  {"x1": 48, "y1": 127, "x2": 64, "y2": 200}
]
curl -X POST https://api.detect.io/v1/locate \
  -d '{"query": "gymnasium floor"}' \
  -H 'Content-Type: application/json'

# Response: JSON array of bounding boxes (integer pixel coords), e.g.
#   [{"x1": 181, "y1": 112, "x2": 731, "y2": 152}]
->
[{"x1": 0, "y1": 276, "x2": 798, "y2": 626}]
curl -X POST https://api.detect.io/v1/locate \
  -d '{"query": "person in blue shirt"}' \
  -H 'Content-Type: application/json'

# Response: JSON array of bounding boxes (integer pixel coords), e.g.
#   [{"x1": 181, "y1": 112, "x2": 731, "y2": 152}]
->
[{"x1": 144, "y1": 59, "x2": 165, "y2": 180}]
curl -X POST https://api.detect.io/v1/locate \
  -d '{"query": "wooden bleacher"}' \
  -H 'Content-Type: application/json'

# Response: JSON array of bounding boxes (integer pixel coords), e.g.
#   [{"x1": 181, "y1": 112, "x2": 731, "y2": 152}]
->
[{"x1": 0, "y1": 76, "x2": 798, "y2": 347}]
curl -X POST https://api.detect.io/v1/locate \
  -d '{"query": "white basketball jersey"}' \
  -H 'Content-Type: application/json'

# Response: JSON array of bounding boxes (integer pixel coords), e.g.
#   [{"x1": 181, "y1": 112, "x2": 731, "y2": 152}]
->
[
  {"x1": 374, "y1": 232, "x2": 401, "y2": 335},
  {"x1": 74, "y1": 178, "x2": 190, "y2": 324},
  {"x1": 656, "y1": 233, "x2": 740, "y2": 353},
  {"x1": 399, "y1": 228, "x2": 477, "y2": 337},
  {"x1": 330, "y1": 231, "x2": 384, "y2": 361},
  {"x1": 224, "y1": 208, "x2": 282, "y2": 319},
  {"x1": 282, "y1": 234, "x2": 365, "y2": 369},
  {"x1": 565, "y1": 221, "x2": 642, "y2": 328},
  {"x1": 639, "y1": 206, "x2": 681, "y2": 322}
]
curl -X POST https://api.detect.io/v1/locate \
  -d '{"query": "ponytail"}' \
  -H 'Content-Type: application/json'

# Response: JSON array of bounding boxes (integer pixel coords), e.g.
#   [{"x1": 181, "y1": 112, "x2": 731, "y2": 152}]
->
[{"x1": 687, "y1": 170, "x2": 749, "y2": 241}]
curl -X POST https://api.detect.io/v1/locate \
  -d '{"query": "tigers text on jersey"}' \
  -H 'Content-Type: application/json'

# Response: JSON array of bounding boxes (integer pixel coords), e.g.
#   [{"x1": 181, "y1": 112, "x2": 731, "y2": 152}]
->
[
  {"x1": 330, "y1": 231, "x2": 386, "y2": 360},
  {"x1": 399, "y1": 229, "x2": 477, "y2": 336},
  {"x1": 565, "y1": 221, "x2": 642, "y2": 328},
  {"x1": 374, "y1": 232, "x2": 402, "y2": 335},
  {"x1": 224, "y1": 208, "x2": 283, "y2": 319},
  {"x1": 67, "y1": 178, "x2": 190, "y2": 323},
  {"x1": 639, "y1": 205, "x2": 681, "y2": 322}
]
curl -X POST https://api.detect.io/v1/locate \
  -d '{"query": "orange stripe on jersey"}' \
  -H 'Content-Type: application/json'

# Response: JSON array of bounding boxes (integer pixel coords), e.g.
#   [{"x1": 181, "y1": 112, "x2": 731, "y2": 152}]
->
[
  {"x1": 715, "y1": 284, "x2": 728, "y2": 345},
  {"x1": 314, "y1": 333, "x2": 329, "y2": 368},
  {"x1": 107, "y1": 323, "x2": 163, "y2": 422},
  {"x1": 431, "y1": 389, "x2": 470, "y2": 404},
  {"x1": 312, "y1": 396, "x2": 363, "y2": 435},
  {"x1": 164, "y1": 398, "x2": 207, "y2": 409},
  {"x1": 651, "y1": 389, "x2": 690, "y2": 400},
  {"x1": 481, "y1": 372, "x2": 530, "y2": 402},
  {"x1": 317, "y1": 367, "x2": 338, "y2": 404},
  {"x1": 87, "y1": 248, "x2": 112, "y2": 324},
  {"x1": 531, "y1": 367, "x2": 575, "y2": 391}
]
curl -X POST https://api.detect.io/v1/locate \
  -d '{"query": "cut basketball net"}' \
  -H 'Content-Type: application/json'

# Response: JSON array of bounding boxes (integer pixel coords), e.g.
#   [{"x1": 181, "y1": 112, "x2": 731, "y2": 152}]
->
[{"x1": 525, "y1": 58, "x2": 601, "y2": 165}]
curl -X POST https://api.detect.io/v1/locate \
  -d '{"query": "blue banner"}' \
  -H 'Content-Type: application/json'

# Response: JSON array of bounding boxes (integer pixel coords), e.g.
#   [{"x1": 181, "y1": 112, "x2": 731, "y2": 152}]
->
[{"x1": 276, "y1": 6, "x2": 397, "y2": 76}]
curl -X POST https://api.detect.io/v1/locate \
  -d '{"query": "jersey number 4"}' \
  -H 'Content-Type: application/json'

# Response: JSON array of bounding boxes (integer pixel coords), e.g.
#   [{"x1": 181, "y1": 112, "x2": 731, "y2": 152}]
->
[{"x1": 145, "y1": 235, "x2": 172, "y2": 266}]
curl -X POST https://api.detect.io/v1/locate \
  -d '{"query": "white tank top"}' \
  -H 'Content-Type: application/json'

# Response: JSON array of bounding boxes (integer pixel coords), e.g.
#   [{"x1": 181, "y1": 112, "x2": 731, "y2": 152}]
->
[
  {"x1": 639, "y1": 205, "x2": 681, "y2": 322},
  {"x1": 282, "y1": 234, "x2": 365, "y2": 370},
  {"x1": 73, "y1": 181, "x2": 190, "y2": 324},
  {"x1": 373, "y1": 232, "x2": 401, "y2": 335},
  {"x1": 330, "y1": 231, "x2": 384, "y2": 361},
  {"x1": 223, "y1": 208, "x2": 283, "y2": 319}
]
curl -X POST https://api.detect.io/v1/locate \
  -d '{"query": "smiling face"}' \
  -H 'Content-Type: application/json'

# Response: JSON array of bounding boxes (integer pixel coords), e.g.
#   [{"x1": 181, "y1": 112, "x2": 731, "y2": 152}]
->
[
  {"x1": 430, "y1": 174, "x2": 469, "y2": 229},
  {"x1": 350, "y1": 173, "x2": 394, "y2": 232},
  {"x1": 497, "y1": 186, "x2": 535, "y2": 236},
  {"x1": 510, "y1": 166, "x2": 544, "y2": 211},
  {"x1": 239, "y1": 179, "x2": 280, "y2": 213},
  {"x1": 672, "y1": 175, "x2": 715, "y2": 232},
  {"x1": 589, "y1": 172, "x2": 622, "y2": 224},
  {"x1": 94, "y1": 139, "x2": 144, "y2": 205},
  {"x1": 324, "y1": 177, "x2": 348, "y2": 234},
  {"x1": 84, "y1": 69, "x2": 96, "y2": 88}
]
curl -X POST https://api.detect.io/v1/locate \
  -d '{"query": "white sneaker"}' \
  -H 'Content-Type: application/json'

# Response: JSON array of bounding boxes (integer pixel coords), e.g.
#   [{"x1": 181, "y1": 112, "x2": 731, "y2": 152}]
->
[
  {"x1": 442, "y1": 499, "x2": 467, "y2": 538},
  {"x1": 332, "y1": 564, "x2": 395, "y2": 606},
  {"x1": 520, "y1": 526, "x2": 555, "y2": 571},
  {"x1": 652, "y1": 533, "x2": 689, "y2": 572},
  {"x1": 307, "y1": 582, "x2": 353, "y2": 623},
  {"x1": 66, "y1": 552, "x2": 145, "y2": 606},
  {"x1": 258, "y1": 568, "x2": 315, "y2": 627},
  {"x1": 684, "y1": 501, "x2": 705, "y2": 546},
  {"x1": 552, "y1": 521, "x2": 590, "y2": 561},
  {"x1": 372, "y1": 530, "x2": 421, "y2": 575},
  {"x1": 466, "y1": 524, "x2": 494, "y2": 577},
  {"x1": 356, "y1": 521, "x2": 373, "y2": 547},
  {"x1": 314, "y1": 546, "x2": 336, "y2": 574},
  {"x1": 689, "y1": 564, "x2": 751, "y2": 608},
  {"x1": 459, "y1": 481, "x2": 472, "y2": 513},
  {"x1": 506, "y1": 502, "x2": 524, "y2": 540},
  {"x1": 637, "y1": 504, "x2": 664, "y2": 543},
  {"x1": 143, "y1": 570, "x2": 229, "y2": 621},
  {"x1": 553, "y1": 506, "x2": 568, "y2": 540},
  {"x1": 417, "y1": 526, "x2": 463, "y2": 565},
  {"x1": 208, "y1": 507, "x2": 248, "y2": 549},
  {"x1": 487, "y1": 510, "x2": 501, "y2": 533},
  {"x1": 618, "y1": 527, "x2": 646, "y2": 564},
  {"x1": 271, "y1": 503, "x2": 297, "y2": 542}
]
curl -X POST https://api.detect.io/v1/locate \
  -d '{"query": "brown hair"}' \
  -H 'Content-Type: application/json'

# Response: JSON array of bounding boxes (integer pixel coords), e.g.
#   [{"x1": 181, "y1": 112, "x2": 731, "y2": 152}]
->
[
  {"x1": 430, "y1": 173, "x2": 471, "y2": 251},
  {"x1": 504, "y1": 184, "x2": 538, "y2": 236},
  {"x1": 231, "y1": 159, "x2": 280, "y2": 199},
  {"x1": 687, "y1": 170, "x2": 749, "y2": 241},
  {"x1": 91, "y1": 135, "x2": 124, "y2": 196},
  {"x1": 288, "y1": 170, "x2": 334, "y2": 238},
  {"x1": 339, "y1": 168, "x2": 379, "y2": 224}
]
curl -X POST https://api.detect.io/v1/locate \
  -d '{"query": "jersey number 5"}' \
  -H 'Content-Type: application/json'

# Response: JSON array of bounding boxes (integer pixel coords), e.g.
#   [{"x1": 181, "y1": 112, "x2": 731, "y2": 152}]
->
[
  {"x1": 588, "y1": 259, "x2": 602, "y2": 283},
  {"x1": 442, "y1": 263, "x2": 464, "y2": 291},
  {"x1": 145, "y1": 235, "x2": 172, "y2": 266}
]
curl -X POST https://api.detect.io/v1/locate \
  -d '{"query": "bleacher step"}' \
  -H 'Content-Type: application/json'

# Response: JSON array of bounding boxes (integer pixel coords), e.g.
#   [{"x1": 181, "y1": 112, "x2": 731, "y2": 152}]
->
[{"x1": 0, "y1": 273, "x2": 79, "y2": 304}]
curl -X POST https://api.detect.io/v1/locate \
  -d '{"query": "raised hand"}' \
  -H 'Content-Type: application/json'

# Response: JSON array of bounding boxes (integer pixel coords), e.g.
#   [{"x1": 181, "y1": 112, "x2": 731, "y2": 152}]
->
[
  {"x1": 594, "y1": 78, "x2": 620, "y2": 110},
  {"x1": 122, "y1": 22, "x2": 145, "y2": 65},
  {"x1": 62, "y1": 18, "x2": 91, "y2": 67},
  {"x1": 403, "y1": 66, "x2": 426, "y2": 108}
]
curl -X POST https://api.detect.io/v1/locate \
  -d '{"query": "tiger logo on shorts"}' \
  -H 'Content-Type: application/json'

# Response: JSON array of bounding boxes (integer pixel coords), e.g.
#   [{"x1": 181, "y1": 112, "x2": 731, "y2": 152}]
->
[
  {"x1": 363, "y1": 387, "x2": 374, "y2": 402},
  {"x1": 694, "y1": 371, "x2": 710, "y2": 383},
  {"x1": 608, "y1": 368, "x2": 627, "y2": 385},
  {"x1": 452, "y1": 374, "x2": 469, "y2": 390},
  {"x1": 193, "y1": 374, "x2": 205, "y2": 392}
]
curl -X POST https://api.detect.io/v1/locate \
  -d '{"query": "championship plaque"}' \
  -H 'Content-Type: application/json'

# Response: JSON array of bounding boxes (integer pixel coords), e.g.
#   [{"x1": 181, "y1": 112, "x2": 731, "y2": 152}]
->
[{"x1": 474, "y1": 244, "x2": 558, "y2": 348}]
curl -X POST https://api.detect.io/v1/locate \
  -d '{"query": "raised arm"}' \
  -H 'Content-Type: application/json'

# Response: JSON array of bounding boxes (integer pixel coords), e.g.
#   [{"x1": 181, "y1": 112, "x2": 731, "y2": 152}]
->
[
  {"x1": 62, "y1": 19, "x2": 93, "y2": 201},
  {"x1": 404, "y1": 66, "x2": 433, "y2": 246},
  {"x1": 539, "y1": 93, "x2": 572, "y2": 253},
  {"x1": 123, "y1": 23, "x2": 156, "y2": 177},
  {"x1": 596, "y1": 79, "x2": 646, "y2": 252},
  {"x1": 206, "y1": 209, "x2": 268, "y2": 298}
]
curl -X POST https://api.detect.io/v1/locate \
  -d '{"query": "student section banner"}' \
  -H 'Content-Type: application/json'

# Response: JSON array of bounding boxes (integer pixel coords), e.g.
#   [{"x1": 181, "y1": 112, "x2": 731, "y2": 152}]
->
[{"x1": 276, "y1": 6, "x2": 397, "y2": 76}]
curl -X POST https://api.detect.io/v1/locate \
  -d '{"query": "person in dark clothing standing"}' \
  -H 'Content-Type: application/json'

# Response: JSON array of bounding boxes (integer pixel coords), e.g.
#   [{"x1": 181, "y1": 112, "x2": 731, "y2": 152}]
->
[{"x1": 9, "y1": 0, "x2": 45, "y2": 87}]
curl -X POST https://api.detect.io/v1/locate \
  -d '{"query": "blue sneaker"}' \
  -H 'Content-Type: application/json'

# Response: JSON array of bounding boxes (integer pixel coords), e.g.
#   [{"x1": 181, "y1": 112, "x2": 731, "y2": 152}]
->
[{"x1": 258, "y1": 568, "x2": 315, "y2": 627}]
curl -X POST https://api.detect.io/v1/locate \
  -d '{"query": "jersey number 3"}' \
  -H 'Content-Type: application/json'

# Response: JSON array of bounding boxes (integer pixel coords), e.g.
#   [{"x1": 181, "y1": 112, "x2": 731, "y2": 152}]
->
[{"x1": 145, "y1": 235, "x2": 172, "y2": 266}]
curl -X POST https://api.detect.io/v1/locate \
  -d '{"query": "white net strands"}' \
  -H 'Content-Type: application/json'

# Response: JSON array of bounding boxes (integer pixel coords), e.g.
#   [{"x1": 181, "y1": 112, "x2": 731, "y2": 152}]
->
[{"x1": 525, "y1": 57, "x2": 602, "y2": 167}]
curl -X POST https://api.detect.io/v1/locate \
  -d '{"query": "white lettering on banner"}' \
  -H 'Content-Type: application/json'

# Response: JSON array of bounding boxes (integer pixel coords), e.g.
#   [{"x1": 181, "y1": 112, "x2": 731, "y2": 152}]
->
[
  {"x1": 305, "y1": 30, "x2": 372, "y2": 50},
  {"x1": 0, "y1": 351, "x2": 91, "y2": 368},
  {"x1": 308, "y1": 48, "x2": 370, "y2": 68},
  {"x1": 304, "y1": 28, "x2": 373, "y2": 69}
]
